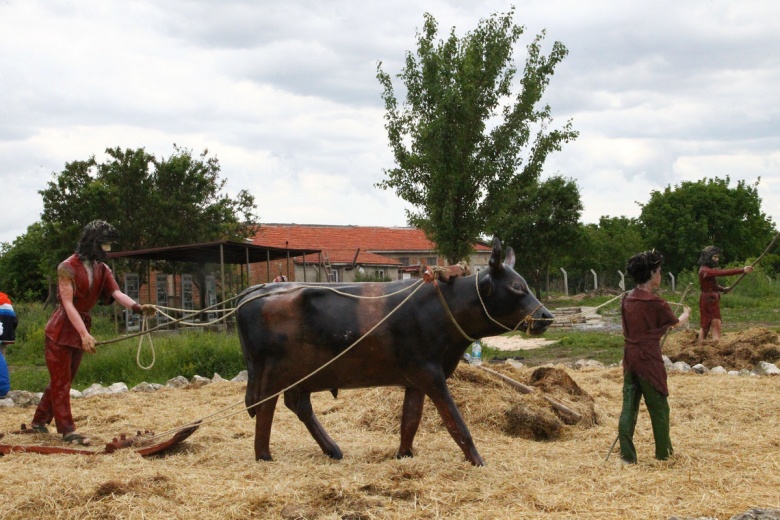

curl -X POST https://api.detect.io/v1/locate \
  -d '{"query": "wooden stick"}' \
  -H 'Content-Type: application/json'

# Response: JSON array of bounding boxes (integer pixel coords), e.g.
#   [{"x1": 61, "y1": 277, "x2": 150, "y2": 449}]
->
[
  {"x1": 728, "y1": 230, "x2": 780, "y2": 291},
  {"x1": 476, "y1": 365, "x2": 583, "y2": 423}
]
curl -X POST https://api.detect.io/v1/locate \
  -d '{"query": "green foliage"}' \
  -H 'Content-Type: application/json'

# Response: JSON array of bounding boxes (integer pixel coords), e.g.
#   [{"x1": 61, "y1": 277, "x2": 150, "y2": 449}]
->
[
  {"x1": 0, "y1": 223, "x2": 50, "y2": 301},
  {"x1": 639, "y1": 176, "x2": 776, "y2": 274},
  {"x1": 491, "y1": 175, "x2": 582, "y2": 297},
  {"x1": 376, "y1": 8, "x2": 577, "y2": 263}
]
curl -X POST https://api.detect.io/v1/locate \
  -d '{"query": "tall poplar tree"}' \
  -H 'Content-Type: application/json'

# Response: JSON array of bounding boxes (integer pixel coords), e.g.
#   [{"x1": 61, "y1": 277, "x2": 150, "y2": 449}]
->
[{"x1": 376, "y1": 8, "x2": 577, "y2": 263}]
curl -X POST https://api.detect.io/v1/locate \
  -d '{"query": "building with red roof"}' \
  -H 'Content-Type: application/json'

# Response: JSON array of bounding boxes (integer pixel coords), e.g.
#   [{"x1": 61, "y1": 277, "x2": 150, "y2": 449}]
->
[{"x1": 251, "y1": 224, "x2": 492, "y2": 283}]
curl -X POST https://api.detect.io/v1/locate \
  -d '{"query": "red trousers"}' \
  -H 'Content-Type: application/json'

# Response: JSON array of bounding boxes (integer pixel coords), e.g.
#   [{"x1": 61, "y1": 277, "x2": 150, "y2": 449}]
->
[{"x1": 31, "y1": 340, "x2": 83, "y2": 434}]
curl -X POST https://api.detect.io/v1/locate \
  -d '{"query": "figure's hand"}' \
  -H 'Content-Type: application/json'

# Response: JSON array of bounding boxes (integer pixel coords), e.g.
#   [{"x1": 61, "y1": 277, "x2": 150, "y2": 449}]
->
[
  {"x1": 81, "y1": 334, "x2": 97, "y2": 354},
  {"x1": 139, "y1": 304, "x2": 157, "y2": 317},
  {"x1": 744, "y1": 265, "x2": 754, "y2": 273}
]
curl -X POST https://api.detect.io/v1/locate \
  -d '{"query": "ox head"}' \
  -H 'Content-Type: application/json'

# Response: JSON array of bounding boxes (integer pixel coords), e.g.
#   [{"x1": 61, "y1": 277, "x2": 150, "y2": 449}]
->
[{"x1": 478, "y1": 237, "x2": 553, "y2": 336}]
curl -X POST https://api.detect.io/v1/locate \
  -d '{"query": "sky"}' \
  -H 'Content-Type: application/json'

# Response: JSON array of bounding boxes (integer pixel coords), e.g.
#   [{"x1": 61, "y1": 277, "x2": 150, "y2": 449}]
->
[{"x1": 1, "y1": 0, "x2": 779, "y2": 245}]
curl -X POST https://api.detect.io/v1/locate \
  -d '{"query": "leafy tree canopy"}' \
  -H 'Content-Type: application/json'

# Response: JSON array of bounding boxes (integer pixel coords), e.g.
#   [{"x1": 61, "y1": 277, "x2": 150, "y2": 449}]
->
[
  {"x1": 639, "y1": 176, "x2": 775, "y2": 274},
  {"x1": 490, "y1": 175, "x2": 582, "y2": 298},
  {"x1": 377, "y1": 8, "x2": 577, "y2": 263}
]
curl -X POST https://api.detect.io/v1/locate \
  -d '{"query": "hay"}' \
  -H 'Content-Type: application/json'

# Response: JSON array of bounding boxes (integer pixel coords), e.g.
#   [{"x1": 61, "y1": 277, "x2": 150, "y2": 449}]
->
[
  {"x1": 665, "y1": 327, "x2": 780, "y2": 370},
  {"x1": 1, "y1": 362, "x2": 779, "y2": 519}
]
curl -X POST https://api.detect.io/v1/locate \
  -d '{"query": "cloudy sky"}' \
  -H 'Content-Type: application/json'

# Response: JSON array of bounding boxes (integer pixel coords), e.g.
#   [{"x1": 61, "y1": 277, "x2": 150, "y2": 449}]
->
[{"x1": 1, "y1": 0, "x2": 779, "y2": 245}]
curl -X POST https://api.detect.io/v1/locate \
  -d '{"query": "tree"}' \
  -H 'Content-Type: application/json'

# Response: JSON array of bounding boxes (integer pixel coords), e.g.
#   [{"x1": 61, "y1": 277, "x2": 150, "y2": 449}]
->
[
  {"x1": 583, "y1": 217, "x2": 645, "y2": 289},
  {"x1": 0, "y1": 222, "x2": 50, "y2": 301},
  {"x1": 490, "y1": 175, "x2": 582, "y2": 298},
  {"x1": 376, "y1": 8, "x2": 577, "y2": 264},
  {"x1": 639, "y1": 177, "x2": 775, "y2": 275},
  {"x1": 6, "y1": 145, "x2": 259, "y2": 301}
]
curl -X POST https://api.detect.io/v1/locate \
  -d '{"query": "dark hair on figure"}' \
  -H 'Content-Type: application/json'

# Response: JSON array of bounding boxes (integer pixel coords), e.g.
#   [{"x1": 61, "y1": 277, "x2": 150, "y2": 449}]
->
[
  {"x1": 698, "y1": 246, "x2": 722, "y2": 268},
  {"x1": 626, "y1": 249, "x2": 663, "y2": 284}
]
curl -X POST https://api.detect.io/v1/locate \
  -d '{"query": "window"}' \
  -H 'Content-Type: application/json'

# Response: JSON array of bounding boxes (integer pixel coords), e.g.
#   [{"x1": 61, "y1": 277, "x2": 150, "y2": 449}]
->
[
  {"x1": 398, "y1": 257, "x2": 410, "y2": 266},
  {"x1": 124, "y1": 273, "x2": 140, "y2": 332},
  {"x1": 426, "y1": 256, "x2": 437, "y2": 266}
]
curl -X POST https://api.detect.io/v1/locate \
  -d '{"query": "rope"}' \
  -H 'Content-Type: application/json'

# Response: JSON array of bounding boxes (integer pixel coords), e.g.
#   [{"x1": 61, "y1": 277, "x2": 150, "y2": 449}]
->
[{"x1": 135, "y1": 315, "x2": 156, "y2": 370}]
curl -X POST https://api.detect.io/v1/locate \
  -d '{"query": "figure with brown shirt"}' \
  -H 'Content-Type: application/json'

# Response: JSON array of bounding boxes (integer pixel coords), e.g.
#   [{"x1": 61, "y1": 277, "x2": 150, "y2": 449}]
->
[
  {"x1": 618, "y1": 250, "x2": 690, "y2": 464},
  {"x1": 697, "y1": 246, "x2": 753, "y2": 343}
]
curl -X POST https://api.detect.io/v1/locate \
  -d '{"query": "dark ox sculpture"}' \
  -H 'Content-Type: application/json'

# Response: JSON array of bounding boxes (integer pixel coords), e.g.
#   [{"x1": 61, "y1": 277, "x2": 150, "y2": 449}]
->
[{"x1": 236, "y1": 238, "x2": 553, "y2": 466}]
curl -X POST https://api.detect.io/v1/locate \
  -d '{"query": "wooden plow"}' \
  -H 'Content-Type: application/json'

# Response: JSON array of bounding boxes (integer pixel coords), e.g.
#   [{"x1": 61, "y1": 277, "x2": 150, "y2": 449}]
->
[{"x1": 0, "y1": 421, "x2": 200, "y2": 457}]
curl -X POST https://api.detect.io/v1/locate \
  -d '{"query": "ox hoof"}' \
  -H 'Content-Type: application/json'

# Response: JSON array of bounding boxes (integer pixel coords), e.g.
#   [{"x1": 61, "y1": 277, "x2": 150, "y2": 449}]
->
[
  {"x1": 396, "y1": 449, "x2": 414, "y2": 459},
  {"x1": 324, "y1": 449, "x2": 343, "y2": 460},
  {"x1": 255, "y1": 454, "x2": 273, "y2": 462}
]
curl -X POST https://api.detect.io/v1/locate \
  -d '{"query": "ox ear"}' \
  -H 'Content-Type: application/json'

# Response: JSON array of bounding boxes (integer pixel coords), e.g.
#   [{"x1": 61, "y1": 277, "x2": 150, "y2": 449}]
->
[
  {"x1": 488, "y1": 237, "x2": 505, "y2": 275},
  {"x1": 503, "y1": 246, "x2": 516, "y2": 269}
]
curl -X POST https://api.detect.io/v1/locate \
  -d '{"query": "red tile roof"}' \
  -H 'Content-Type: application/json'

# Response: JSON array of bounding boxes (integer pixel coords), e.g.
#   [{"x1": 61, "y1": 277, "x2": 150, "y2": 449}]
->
[
  {"x1": 252, "y1": 224, "x2": 490, "y2": 266},
  {"x1": 253, "y1": 224, "x2": 435, "y2": 251}
]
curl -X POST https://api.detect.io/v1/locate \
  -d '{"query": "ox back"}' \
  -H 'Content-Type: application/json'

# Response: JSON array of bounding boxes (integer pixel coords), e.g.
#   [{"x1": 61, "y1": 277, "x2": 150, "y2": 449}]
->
[{"x1": 236, "y1": 237, "x2": 553, "y2": 466}]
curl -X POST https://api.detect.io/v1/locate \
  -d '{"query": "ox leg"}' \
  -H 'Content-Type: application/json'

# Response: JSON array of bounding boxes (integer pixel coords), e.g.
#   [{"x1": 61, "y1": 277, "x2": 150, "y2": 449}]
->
[
  {"x1": 397, "y1": 386, "x2": 425, "y2": 459},
  {"x1": 284, "y1": 388, "x2": 343, "y2": 460},
  {"x1": 416, "y1": 369, "x2": 485, "y2": 466},
  {"x1": 253, "y1": 395, "x2": 279, "y2": 461}
]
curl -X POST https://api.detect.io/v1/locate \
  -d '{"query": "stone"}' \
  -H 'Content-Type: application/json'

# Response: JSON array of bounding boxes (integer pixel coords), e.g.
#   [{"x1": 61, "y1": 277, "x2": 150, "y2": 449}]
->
[
  {"x1": 231, "y1": 370, "x2": 248, "y2": 383},
  {"x1": 0, "y1": 397, "x2": 13, "y2": 407},
  {"x1": 670, "y1": 361, "x2": 692, "y2": 373},
  {"x1": 710, "y1": 366, "x2": 727, "y2": 375},
  {"x1": 692, "y1": 363, "x2": 709, "y2": 374},
  {"x1": 730, "y1": 508, "x2": 780, "y2": 520},
  {"x1": 753, "y1": 361, "x2": 780, "y2": 376},
  {"x1": 166, "y1": 375, "x2": 190, "y2": 388},
  {"x1": 82, "y1": 383, "x2": 111, "y2": 397},
  {"x1": 190, "y1": 375, "x2": 211, "y2": 388},
  {"x1": 212, "y1": 373, "x2": 228, "y2": 383},
  {"x1": 575, "y1": 359, "x2": 605, "y2": 369},
  {"x1": 6, "y1": 390, "x2": 40, "y2": 406},
  {"x1": 108, "y1": 382, "x2": 128, "y2": 393},
  {"x1": 132, "y1": 382, "x2": 163, "y2": 392}
]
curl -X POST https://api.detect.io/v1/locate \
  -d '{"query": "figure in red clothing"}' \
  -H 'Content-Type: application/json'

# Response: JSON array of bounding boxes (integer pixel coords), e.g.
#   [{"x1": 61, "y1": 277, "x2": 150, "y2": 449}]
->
[
  {"x1": 29, "y1": 220, "x2": 155, "y2": 445},
  {"x1": 697, "y1": 246, "x2": 753, "y2": 343}
]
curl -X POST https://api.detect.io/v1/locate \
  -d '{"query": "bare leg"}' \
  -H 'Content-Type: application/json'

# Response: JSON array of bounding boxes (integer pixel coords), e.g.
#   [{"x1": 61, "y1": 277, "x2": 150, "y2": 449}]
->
[
  {"x1": 397, "y1": 386, "x2": 425, "y2": 458},
  {"x1": 284, "y1": 389, "x2": 343, "y2": 459},
  {"x1": 711, "y1": 319, "x2": 722, "y2": 341}
]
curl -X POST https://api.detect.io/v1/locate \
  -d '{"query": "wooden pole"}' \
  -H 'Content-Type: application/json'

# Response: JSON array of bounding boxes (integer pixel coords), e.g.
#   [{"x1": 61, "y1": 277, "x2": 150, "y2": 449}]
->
[
  {"x1": 476, "y1": 365, "x2": 583, "y2": 423},
  {"x1": 728, "y1": 230, "x2": 780, "y2": 291}
]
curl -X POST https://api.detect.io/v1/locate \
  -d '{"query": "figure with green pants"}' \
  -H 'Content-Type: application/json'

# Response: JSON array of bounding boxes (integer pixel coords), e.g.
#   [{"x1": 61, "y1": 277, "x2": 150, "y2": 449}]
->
[{"x1": 618, "y1": 250, "x2": 690, "y2": 464}]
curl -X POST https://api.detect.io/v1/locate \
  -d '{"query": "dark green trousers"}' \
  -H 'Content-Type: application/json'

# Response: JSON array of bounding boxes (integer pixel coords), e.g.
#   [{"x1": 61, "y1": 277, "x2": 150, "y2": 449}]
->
[{"x1": 618, "y1": 371, "x2": 673, "y2": 463}]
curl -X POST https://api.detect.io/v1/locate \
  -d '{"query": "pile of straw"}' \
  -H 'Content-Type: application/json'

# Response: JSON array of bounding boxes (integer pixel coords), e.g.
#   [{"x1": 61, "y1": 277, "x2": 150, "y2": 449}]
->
[
  {"x1": 1, "y1": 359, "x2": 778, "y2": 519},
  {"x1": 665, "y1": 327, "x2": 780, "y2": 370}
]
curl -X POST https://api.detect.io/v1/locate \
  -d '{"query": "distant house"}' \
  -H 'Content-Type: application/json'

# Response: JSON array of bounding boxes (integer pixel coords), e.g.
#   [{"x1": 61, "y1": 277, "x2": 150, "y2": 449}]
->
[{"x1": 251, "y1": 224, "x2": 492, "y2": 283}]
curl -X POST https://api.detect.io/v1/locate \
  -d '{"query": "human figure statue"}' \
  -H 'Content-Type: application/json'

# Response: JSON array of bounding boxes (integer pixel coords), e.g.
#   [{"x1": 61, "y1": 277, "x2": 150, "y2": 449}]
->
[
  {"x1": 697, "y1": 246, "x2": 753, "y2": 343},
  {"x1": 618, "y1": 250, "x2": 690, "y2": 464},
  {"x1": 29, "y1": 220, "x2": 155, "y2": 445}
]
